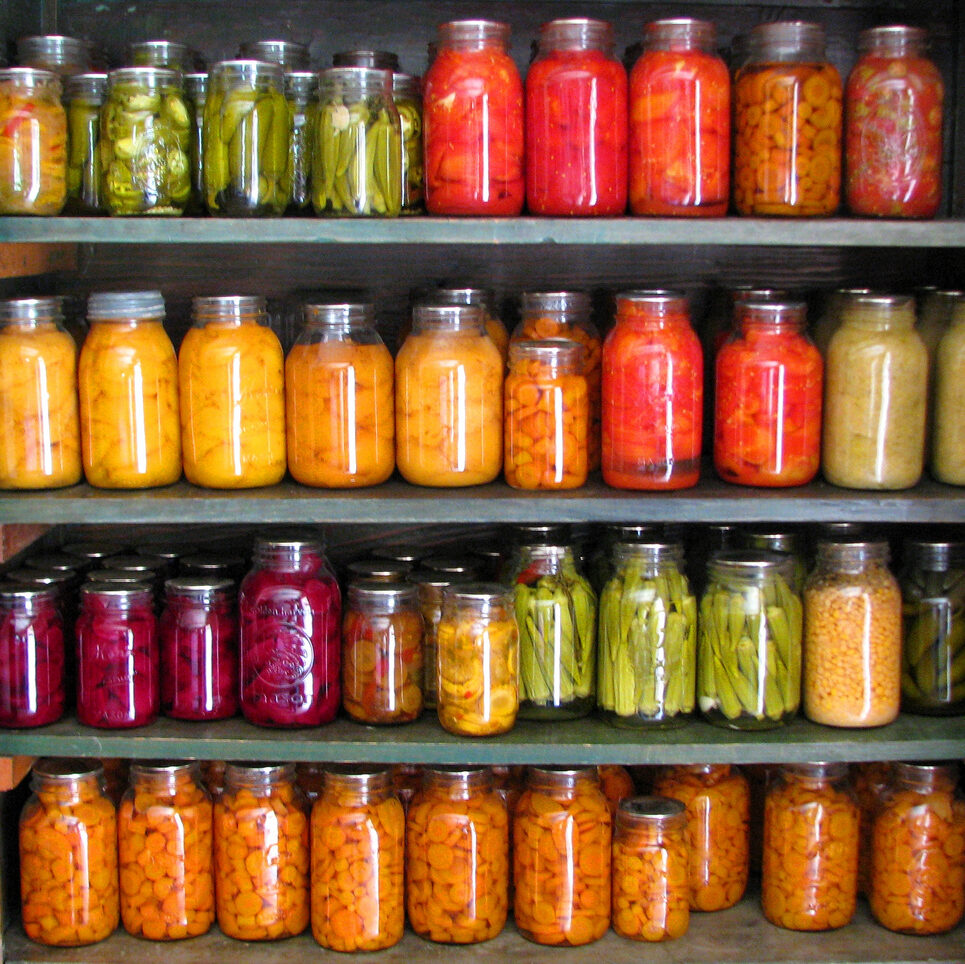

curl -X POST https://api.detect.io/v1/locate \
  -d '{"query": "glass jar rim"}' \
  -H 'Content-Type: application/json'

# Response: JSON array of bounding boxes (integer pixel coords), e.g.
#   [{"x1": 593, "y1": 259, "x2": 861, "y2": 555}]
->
[
  {"x1": 442, "y1": 581, "x2": 510, "y2": 603},
  {"x1": 211, "y1": 59, "x2": 284, "y2": 83},
  {"x1": 33, "y1": 757, "x2": 103, "y2": 781},
  {"x1": 709, "y1": 549, "x2": 794, "y2": 575},
  {"x1": 346, "y1": 560, "x2": 412, "y2": 580},
  {"x1": 164, "y1": 576, "x2": 235, "y2": 595},
  {"x1": 347, "y1": 579, "x2": 417, "y2": 604},
  {"x1": 285, "y1": 70, "x2": 318, "y2": 93},
  {"x1": 302, "y1": 302, "x2": 375, "y2": 327},
  {"x1": 184, "y1": 72, "x2": 208, "y2": 95},
  {"x1": 904, "y1": 540, "x2": 965, "y2": 571},
  {"x1": 521, "y1": 290, "x2": 591, "y2": 315},
  {"x1": 192, "y1": 295, "x2": 266, "y2": 320},
  {"x1": 858, "y1": 25, "x2": 928, "y2": 52},
  {"x1": 108, "y1": 66, "x2": 181, "y2": 86},
  {"x1": 736, "y1": 300, "x2": 808, "y2": 323},
  {"x1": 0, "y1": 583, "x2": 58, "y2": 603},
  {"x1": 412, "y1": 303, "x2": 484, "y2": 331},
  {"x1": 88, "y1": 290, "x2": 165, "y2": 321},
  {"x1": 782, "y1": 761, "x2": 849, "y2": 780},
  {"x1": 509, "y1": 338, "x2": 585, "y2": 366},
  {"x1": 64, "y1": 72, "x2": 108, "y2": 98},
  {"x1": 323, "y1": 764, "x2": 394, "y2": 789},
  {"x1": 333, "y1": 49, "x2": 400, "y2": 71},
  {"x1": 0, "y1": 67, "x2": 62, "y2": 91},
  {"x1": 131, "y1": 759, "x2": 200, "y2": 777},
  {"x1": 0, "y1": 297, "x2": 64, "y2": 325},
  {"x1": 437, "y1": 20, "x2": 511, "y2": 44},
  {"x1": 226, "y1": 761, "x2": 296, "y2": 783},
  {"x1": 319, "y1": 66, "x2": 394, "y2": 90},
  {"x1": 419, "y1": 556, "x2": 480, "y2": 576},
  {"x1": 618, "y1": 794, "x2": 687, "y2": 822},
  {"x1": 24, "y1": 552, "x2": 81, "y2": 572},
  {"x1": 237, "y1": 40, "x2": 310, "y2": 69},
  {"x1": 644, "y1": 18, "x2": 716, "y2": 48}
]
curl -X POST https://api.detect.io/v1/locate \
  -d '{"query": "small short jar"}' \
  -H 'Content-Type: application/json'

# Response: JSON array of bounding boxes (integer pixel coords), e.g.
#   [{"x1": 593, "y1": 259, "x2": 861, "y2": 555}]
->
[{"x1": 64, "y1": 73, "x2": 107, "y2": 214}]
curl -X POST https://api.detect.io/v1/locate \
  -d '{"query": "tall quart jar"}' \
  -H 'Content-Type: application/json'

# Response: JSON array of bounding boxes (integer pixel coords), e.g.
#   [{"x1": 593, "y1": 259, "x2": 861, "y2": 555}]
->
[
  {"x1": 423, "y1": 20, "x2": 524, "y2": 215},
  {"x1": 526, "y1": 18, "x2": 627, "y2": 216},
  {"x1": 803, "y1": 540, "x2": 902, "y2": 727},
  {"x1": 183, "y1": 73, "x2": 207, "y2": 213},
  {"x1": 734, "y1": 22, "x2": 842, "y2": 216},
  {"x1": 19, "y1": 758, "x2": 118, "y2": 946},
  {"x1": 0, "y1": 297, "x2": 80, "y2": 488},
  {"x1": 933, "y1": 298, "x2": 965, "y2": 484},
  {"x1": 118, "y1": 761, "x2": 213, "y2": 940},
  {"x1": 17, "y1": 35, "x2": 93, "y2": 76},
  {"x1": 310, "y1": 766, "x2": 405, "y2": 951},
  {"x1": 846, "y1": 27, "x2": 943, "y2": 218},
  {"x1": 514, "y1": 766, "x2": 612, "y2": 946},
  {"x1": 178, "y1": 295, "x2": 286, "y2": 489},
  {"x1": 823, "y1": 294, "x2": 927, "y2": 489},
  {"x1": 283, "y1": 71, "x2": 316, "y2": 212},
  {"x1": 393, "y1": 72, "x2": 423, "y2": 213},
  {"x1": 64, "y1": 72, "x2": 107, "y2": 214},
  {"x1": 238, "y1": 40, "x2": 310, "y2": 71},
  {"x1": 629, "y1": 19, "x2": 729, "y2": 216},
  {"x1": 395, "y1": 304, "x2": 503, "y2": 486},
  {"x1": 602, "y1": 289, "x2": 703, "y2": 489},
  {"x1": 410, "y1": 571, "x2": 467, "y2": 708},
  {"x1": 285, "y1": 302, "x2": 394, "y2": 487},
  {"x1": 420, "y1": 285, "x2": 510, "y2": 361},
  {"x1": 129, "y1": 40, "x2": 195, "y2": 72},
  {"x1": 78, "y1": 291, "x2": 181, "y2": 488}
]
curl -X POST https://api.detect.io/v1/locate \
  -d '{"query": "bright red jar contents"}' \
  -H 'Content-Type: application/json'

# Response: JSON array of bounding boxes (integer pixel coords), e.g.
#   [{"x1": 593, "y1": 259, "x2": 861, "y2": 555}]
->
[
  {"x1": 846, "y1": 26, "x2": 943, "y2": 219},
  {"x1": 602, "y1": 290, "x2": 703, "y2": 490},
  {"x1": 526, "y1": 18, "x2": 627, "y2": 216},
  {"x1": 629, "y1": 18, "x2": 729, "y2": 216},
  {"x1": 423, "y1": 20, "x2": 524, "y2": 215},
  {"x1": 239, "y1": 537, "x2": 341, "y2": 727},
  {"x1": 715, "y1": 300, "x2": 823, "y2": 487}
]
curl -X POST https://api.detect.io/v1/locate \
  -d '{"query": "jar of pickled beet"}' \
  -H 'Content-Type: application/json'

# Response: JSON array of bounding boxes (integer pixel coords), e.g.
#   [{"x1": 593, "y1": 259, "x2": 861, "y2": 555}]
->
[
  {"x1": 118, "y1": 761, "x2": 214, "y2": 940},
  {"x1": 406, "y1": 766, "x2": 508, "y2": 943},
  {"x1": 393, "y1": 73, "x2": 423, "y2": 213},
  {"x1": 286, "y1": 302, "x2": 394, "y2": 488},
  {"x1": 526, "y1": 18, "x2": 627, "y2": 216},
  {"x1": 342, "y1": 580, "x2": 423, "y2": 724},
  {"x1": 846, "y1": 27, "x2": 943, "y2": 218},
  {"x1": 395, "y1": 304, "x2": 503, "y2": 486},
  {"x1": 184, "y1": 73, "x2": 207, "y2": 213},
  {"x1": 514, "y1": 766, "x2": 611, "y2": 946},
  {"x1": 603, "y1": 290, "x2": 703, "y2": 489},
  {"x1": 734, "y1": 22, "x2": 842, "y2": 216},
  {"x1": 423, "y1": 20, "x2": 524, "y2": 216},
  {"x1": 612, "y1": 796, "x2": 688, "y2": 941},
  {"x1": 64, "y1": 73, "x2": 107, "y2": 214},
  {"x1": 437, "y1": 583, "x2": 518, "y2": 736},
  {"x1": 239, "y1": 537, "x2": 341, "y2": 727},
  {"x1": 19, "y1": 758, "x2": 118, "y2": 946},
  {"x1": 310, "y1": 766, "x2": 405, "y2": 951},
  {"x1": 629, "y1": 19, "x2": 729, "y2": 216},
  {"x1": 179, "y1": 295, "x2": 286, "y2": 489},
  {"x1": 933, "y1": 298, "x2": 965, "y2": 484},
  {"x1": 283, "y1": 71, "x2": 316, "y2": 212},
  {"x1": 214, "y1": 762, "x2": 309, "y2": 940},
  {"x1": 870, "y1": 762, "x2": 965, "y2": 934},
  {"x1": 715, "y1": 300, "x2": 823, "y2": 487},
  {"x1": 159, "y1": 577, "x2": 237, "y2": 721},
  {"x1": 420, "y1": 286, "x2": 510, "y2": 362}
]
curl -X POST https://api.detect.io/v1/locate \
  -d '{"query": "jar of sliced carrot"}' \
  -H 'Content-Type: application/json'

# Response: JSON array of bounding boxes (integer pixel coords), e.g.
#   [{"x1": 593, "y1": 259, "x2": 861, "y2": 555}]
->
[
  {"x1": 762, "y1": 762, "x2": 859, "y2": 931},
  {"x1": 734, "y1": 21, "x2": 842, "y2": 216},
  {"x1": 118, "y1": 761, "x2": 213, "y2": 940},
  {"x1": 653, "y1": 763, "x2": 750, "y2": 911},
  {"x1": 597, "y1": 764, "x2": 635, "y2": 816},
  {"x1": 406, "y1": 766, "x2": 509, "y2": 943},
  {"x1": 514, "y1": 765, "x2": 612, "y2": 946},
  {"x1": 213, "y1": 762, "x2": 309, "y2": 940},
  {"x1": 869, "y1": 762, "x2": 965, "y2": 934},
  {"x1": 310, "y1": 766, "x2": 405, "y2": 950},
  {"x1": 19, "y1": 758, "x2": 119, "y2": 946},
  {"x1": 851, "y1": 761, "x2": 893, "y2": 896}
]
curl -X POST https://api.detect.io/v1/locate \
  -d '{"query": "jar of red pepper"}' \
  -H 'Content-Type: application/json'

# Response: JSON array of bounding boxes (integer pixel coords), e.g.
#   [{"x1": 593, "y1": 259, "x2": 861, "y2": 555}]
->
[{"x1": 525, "y1": 18, "x2": 627, "y2": 216}]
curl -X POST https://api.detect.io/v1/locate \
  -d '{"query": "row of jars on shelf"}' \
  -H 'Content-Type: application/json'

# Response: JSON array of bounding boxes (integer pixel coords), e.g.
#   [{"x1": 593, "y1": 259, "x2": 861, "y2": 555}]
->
[
  {"x1": 18, "y1": 756, "x2": 965, "y2": 950},
  {"x1": 0, "y1": 18, "x2": 947, "y2": 219}
]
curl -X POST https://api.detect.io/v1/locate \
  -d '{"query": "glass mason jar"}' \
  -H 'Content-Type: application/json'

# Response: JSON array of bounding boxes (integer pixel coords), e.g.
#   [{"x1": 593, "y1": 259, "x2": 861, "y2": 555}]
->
[
  {"x1": 310, "y1": 766, "x2": 405, "y2": 951},
  {"x1": 237, "y1": 40, "x2": 310, "y2": 71},
  {"x1": 183, "y1": 72, "x2": 207, "y2": 214},
  {"x1": 514, "y1": 766, "x2": 612, "y2": 946},
  {"x1": 410, "y1": 571, "x2": 468, "y2": 708},
  {"x1": 17, "y1": 35, "x2": 93, "y2": 76},
  {"x1": 118, "y1": 761, "x2": 214, "y2": 940},
  {"x1": 918, "y1": 287, "x2": 960, "y2": 361},
  {"x1": 510, "y1": 543, "x2": 596, "y2": 718},
  {"x1": 715, "y1": 300, "x2": 823, "y2": 487},
  {"x1": 810, "y1": 287, "x2": 875, "y2": 359},
  {"x1": 740, "y1": 528, "x2": 807, "y2": 594},
  {"x1": 0, "y1": 297, "x2": 80, "y2": 488},
  {"x1": 19, "y1": 759, "x2": 118, "y2": 946},
  {"x1": 393, "y1": 72, "x2": 423, "y2": 213},
  {"x1": 78, "y1": 291, "x2": 181, "y2": 488},
  {"x1": 698, "y1": 551, "x2": 803, "y2": 729},
  {"x1": 159, "y1": 577, "x2": 238, "y2": 721},
  {"x1": 214, "y1": 762, "x2": 309, "y2": 940},
  {"x1": 824, "y1": 294, "x2": 928, "y2": 489},
  {"x1": 804, "y1": 540, "x2": 902, "y2": 727},
  {"x1": 933, "y1": 298, "x2": 965, "y2": 484},
  {"x1": 129, "y1": 40, "x2": 195, "y2": 72},
  {"x1": 64, "y1": 72, "x2": 107, "y2": 214},
  {"x1": 238, "y1": 537, "x2": 341, "y2": 727},
  {"x1": 734, "y1": 22, "x2": 842, "y2": 216},
  {"x1": 846, "y1": 27, "x2": 943, "y2": 218},
  {"x1": 423, "y1": 20, "x2": 524, "y2": 215},
  {"x1": 285, "y1": 302, "x2": 394, "y2": 487},
  {"x1": 419, "y1": 285, "x2": 510, "y2": 362},
  {"x1": 611, "y1": 796, "x2": 688, "y2": 941},
  {"x1": 346, "y1": 559, "x2": 412, "y2": 583},
  {"x1": 629, "y1": 19, "x2": 729, "y2": 216},
  {"x1": 603, "y1": 289, "x2": 703, "y2": 489},
  {"x1": 406, "y1": 766, "x2": 508, "y2": 943},
  {"x1": 852, "y1": 761, "x2": 893, "y2": 896},
  {"x1": 395, "y1": 304, "x2": 503, "y2": 486},
  {"x1": 526, "y1": 18, "x2": 627, "y2": 216},
  {"x1": 762, "y1": 762, "x2": 859, "y2": 931},
  {"x1": 178, "y1": 295, "x2": 286, "y2": 489},
  {"x1": 437, "y1": 582, "x2": 518, "y2": 736},
  {"x1": 869, "y1": 762, "x2": 965, "y2": 934},
  {"x1": 342, "y1": 580, "x2": 424, "y2": 724},
  {"x1": 283, "y1": 71, "x2": 316, "y2": 212},
  {"x1": 333, "y1": 50, "x2": 400, "y2": 71},
  {"x1": 313, "y1": 67, "x2": 402, "y2": 217},
  {"x1": 653, "y1": 763, "x2": 751, "y2": 911},
  {"x1": 204, "y1": 61, "x2": 288, "y2": 216},
  {"x1": 0, "y1": 68, "x2": 67, "y2": 214},
  {"x1": 504, "y1": 339, "x2": 588, "y2": 490}
]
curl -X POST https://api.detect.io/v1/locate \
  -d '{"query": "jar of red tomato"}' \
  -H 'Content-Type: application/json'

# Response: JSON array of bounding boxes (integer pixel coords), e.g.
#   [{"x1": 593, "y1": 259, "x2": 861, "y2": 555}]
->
[
  {"x1": 423, "y1": 20, "x2": 523, "y2": 215},
  {"x1": 629, "y1": 19, "x2": 729, "y2": 216},
  {"x1": 846, "y1": 26, "x2": 943, "y2": 219},
  {"x1": 602, "y1": 290, "x2": 702, "y2": 490},
  {"x1": 714, "y1": 300, "x2": 823, "y2": 487},
  {"x1": 526, "y1": 18, "x2": 626, "y2": 216}
]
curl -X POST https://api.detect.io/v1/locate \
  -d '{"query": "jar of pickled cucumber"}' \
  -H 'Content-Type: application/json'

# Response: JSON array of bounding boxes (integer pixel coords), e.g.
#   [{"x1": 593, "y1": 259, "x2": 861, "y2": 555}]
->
[
  {"x1": 128, "y1": 41, "x2": 195, "y2": 72},
  {"x1": 19, "y1": 758, "x2": 118, "y2": 946},
  {"x1": 17, "y1": 35, "x2": 93, "y2": 76},
  {"x1": 238, "y1": 40, "x2": 310, "y2": 71},
  {"x1": 283, "y1": 71, "x2": 316, "y2": 212},
  {"x1": 183, "y1": 73, "x2": 207, "y2": 214},
  {"x1": 64, "y1": 73, "x2": 107, "y2": 214},
  {"x1": 933, "y1": 297, "x2": 965, "y2": 484},
  {"x1": 393, "y1": 72, "x2": 423, "y2": 213}
]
